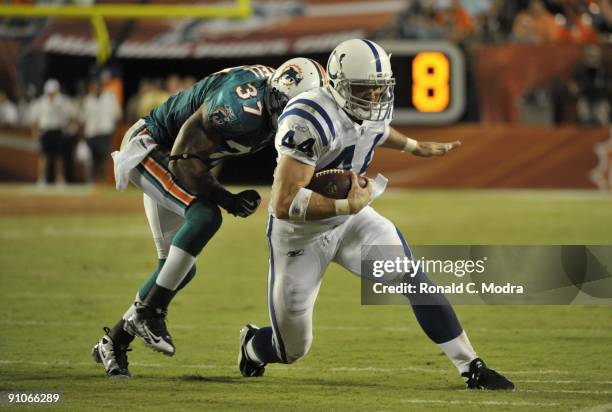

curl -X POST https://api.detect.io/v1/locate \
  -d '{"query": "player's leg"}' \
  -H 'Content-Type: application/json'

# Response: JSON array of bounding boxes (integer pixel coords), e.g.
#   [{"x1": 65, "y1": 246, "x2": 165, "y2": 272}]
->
[
  {"x1": 105, "y1": 195, "x2": 191, "y2": 347},
  {"x1": 334, "y1": 207, "x2": 514, "y2": 390},
  {"x1": 94, "y1": 124, "x2": 220, "y2": 378},
  {"x1": 123, "y1": 147, "x2": 222, "y2": 356},
  {"x1": 239, "y1": 217, "x2": 331, "y2": 376},
  {"x1": 94, "y1": 193, "x2": 199, "y2": 377}
]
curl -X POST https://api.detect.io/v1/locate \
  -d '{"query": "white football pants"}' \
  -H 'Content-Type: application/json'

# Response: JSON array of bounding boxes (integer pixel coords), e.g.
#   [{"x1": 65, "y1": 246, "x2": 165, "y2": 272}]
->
[{"x1": 266, "y1": 206, "x2": 409, "y2": 363}]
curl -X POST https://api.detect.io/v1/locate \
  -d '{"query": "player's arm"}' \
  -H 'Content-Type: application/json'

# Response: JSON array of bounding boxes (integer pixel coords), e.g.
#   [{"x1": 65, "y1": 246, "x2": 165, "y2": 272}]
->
[
  {"x1": 169, "y1": 104, "x2": 220, "y2": 195},
  {"x1": 169, "y1": 105, "x2": 260, "y2": 217},
  {"x1": 381, "y1": 126, "x2": 461, "y2": 157},
  {"x1": 271, "y1": 154, "x2": 372, "y2": 221}
]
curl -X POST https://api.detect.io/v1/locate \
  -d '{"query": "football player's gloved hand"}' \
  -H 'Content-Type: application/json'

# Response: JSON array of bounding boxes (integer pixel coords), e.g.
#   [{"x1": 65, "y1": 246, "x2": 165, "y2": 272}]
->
[
  {"x1": 209, "y1": 187, "x2": 261, "y2": 218},
  {"x1": 231, "y1": 190, "x2": 261, "y2": 218}
]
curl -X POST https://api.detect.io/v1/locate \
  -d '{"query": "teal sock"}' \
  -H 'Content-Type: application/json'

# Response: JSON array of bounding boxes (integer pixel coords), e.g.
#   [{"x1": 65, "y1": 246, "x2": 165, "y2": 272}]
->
[{"x1": 138, "y1": 259, "x2": 165, "y2": 301}]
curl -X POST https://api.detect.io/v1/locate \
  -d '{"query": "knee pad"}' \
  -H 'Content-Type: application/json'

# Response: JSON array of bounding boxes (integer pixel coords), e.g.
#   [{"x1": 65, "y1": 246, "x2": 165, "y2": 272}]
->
[
  {"x1": 173, "y1": 199, "x2": 222, "y2": 256},
  {"x1": 285, "y1": 286, "x2": 312, "y2": 317},
  {"x1": 186, "y1": 199, "x2": 222, "y2": 236},
  {"x1": 284, "y1": 336, "x2": 312, "y2": 364}
]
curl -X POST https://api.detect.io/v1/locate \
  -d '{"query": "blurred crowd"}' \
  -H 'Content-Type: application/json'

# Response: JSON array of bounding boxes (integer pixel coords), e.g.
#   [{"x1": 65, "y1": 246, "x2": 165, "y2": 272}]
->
[
  {"x1": 124, "y1": 75, "x2": 196, "y2": 124},
  {"x1": 0, "y1": 0, "x2": 610, "y2": 186},
  {"x1": 0, "y1": 70, "x2": 196, "y2": 185},
  {"x1": 377, "y1": 0, "x2": 612, "y2": 44}
]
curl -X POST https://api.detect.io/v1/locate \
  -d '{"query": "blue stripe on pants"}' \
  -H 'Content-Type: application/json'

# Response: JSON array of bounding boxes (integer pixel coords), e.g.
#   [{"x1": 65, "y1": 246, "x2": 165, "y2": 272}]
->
[
  {"x1": 395, "y1": 227, "x2": 463, "y2": 344},
  {"x1": 267, "y1": 216, "x2": 289, "y2": 363}
]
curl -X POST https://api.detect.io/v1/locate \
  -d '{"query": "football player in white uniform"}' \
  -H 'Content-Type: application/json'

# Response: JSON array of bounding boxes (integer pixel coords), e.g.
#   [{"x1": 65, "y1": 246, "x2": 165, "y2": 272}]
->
[{"x1": 238, "y1": 39, "x2": 514, "y2": 390}]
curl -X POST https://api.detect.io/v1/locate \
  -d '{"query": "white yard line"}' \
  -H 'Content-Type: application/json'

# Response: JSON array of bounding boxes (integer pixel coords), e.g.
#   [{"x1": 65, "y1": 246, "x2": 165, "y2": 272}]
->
[
  {"x1": 402, "y1": 399, "x2": 560, "y2": 407},
  {"x1": 576, "y1": 403, "x2": 612, "y2": 412},
  {"x1": 518, "y1": 389, "x2": 612, "y2": 395},
  {"x1": 0, "y1": 319, "x2": 195, "y2": 330},
  {"x1": 518, "y1": 379, "x2": 612, "y2": 385}
]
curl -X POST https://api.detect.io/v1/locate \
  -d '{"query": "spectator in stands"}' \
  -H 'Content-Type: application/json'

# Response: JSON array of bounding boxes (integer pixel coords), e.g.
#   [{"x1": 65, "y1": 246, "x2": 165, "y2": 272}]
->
[
  {"x1": 17, "y1": 84, "x2": 37, "y2": 127},
  {"x1": 570, "y1": 45, "x2": 611, "y2": 125},
  {"x1": 136, "y1": 78, "x2": 168, "y2": 119},
  {"x1": 374, "y1": 1, "x2": 446, "y2": 40},
  {"x1": 0, "y1": 90, "x2": 18, "y2": 126},
  {"x1": 439, "y1": 0, "x2": 476, "y2": 42},
  {"x1": 551, "y1": 2, "x2": 598, "y2": 42},
  {"x1": 100, "y1": 66, "x2": 124, "y2": 107},
  {"x1": 62, "y1": 79, "x2": 87, "y2": 184},
  {"x1": 181, "y1": 75, "x2": 196, "y2": 91},
  {"x1": 165, "y1": 74, "x2": 182, "y2": 96},
  {"x1": 512, "y1": 0, "x2": 559, "y2": 43},
  {"x1": 479, "y1": 0, "x2": 506, "y2": 43},
  {"x1": 589, "y1": 0, "x2": 612, "y2": 34},
  {"x1": 81, "y1": 78, "x2": 121, "y2": 183},
  {"x1": 30, "y1": 79, "x2": 74, "y2": 185},
  {"x1": 125, "y1": 78, "x2": 151, "y2": 124}
]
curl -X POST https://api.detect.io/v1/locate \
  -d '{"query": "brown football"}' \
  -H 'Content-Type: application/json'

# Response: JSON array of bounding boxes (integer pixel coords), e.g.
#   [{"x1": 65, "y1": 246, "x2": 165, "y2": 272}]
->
[{"x1": 306, "y1": 169, "x2": 368, "y2": 199}]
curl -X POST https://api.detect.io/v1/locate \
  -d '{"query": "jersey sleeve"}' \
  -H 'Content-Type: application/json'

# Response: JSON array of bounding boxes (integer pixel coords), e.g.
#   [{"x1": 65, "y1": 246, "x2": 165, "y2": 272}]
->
[
  {"x1": 377, "y1": 121, "x2": 392, "y2": 146},
  {"x1": 275, "y1": 110, "x2": 326, "y2": 166}
]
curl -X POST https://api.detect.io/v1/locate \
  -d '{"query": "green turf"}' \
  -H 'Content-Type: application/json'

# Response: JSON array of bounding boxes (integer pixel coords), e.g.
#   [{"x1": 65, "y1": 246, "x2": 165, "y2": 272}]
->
[{"x1": 1, "y1": 188, "x2": 612, "y2": 411}]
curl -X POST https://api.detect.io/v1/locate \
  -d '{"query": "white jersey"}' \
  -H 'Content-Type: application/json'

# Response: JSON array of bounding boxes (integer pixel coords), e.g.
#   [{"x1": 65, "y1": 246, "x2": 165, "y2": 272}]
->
[
  {"x1": 271, "y1": 87, "x2": 391, "y2": 227},
  {"x1": 275, "y1": 87, "x2": 391, "y2": 174}
]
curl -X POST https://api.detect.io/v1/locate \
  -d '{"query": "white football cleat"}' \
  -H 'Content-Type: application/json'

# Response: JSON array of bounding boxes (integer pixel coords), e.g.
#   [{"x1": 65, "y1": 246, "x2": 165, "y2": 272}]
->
[
  {"x1": 124, "y1": 304, "x2": 175, "y2": 356},
  {"x1": 92, "y1": 327, "x2": 131, "y2": 378}
]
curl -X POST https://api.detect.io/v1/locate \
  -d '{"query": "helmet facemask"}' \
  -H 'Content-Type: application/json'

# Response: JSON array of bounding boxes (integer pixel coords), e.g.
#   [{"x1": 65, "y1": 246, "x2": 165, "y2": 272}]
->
[
  {"x1": 326, "y1": 39, "x2": 396, "y2": 122},
  {"x1": 265, "y1": 82, "x2": 290, "y2": 128},
  {"x1": 333, "y1": 75, "x2": 395, "y2": 121}
]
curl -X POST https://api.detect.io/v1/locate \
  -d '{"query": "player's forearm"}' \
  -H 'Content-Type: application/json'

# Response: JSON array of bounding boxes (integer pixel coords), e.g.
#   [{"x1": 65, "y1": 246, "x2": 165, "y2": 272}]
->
[
  {"x1": 168, "y1": 158, "x2": 218, "y2": 196},
  {"x1": 380, "y1": 126, "x2": 418, "y2": 152},
  {"x1": 169, "y1": 105, "x2": 221, "y2": 196},
  {"x1": 273, "y1": 189, "x2": 340, "y2": 221},
  {"x1": 304, "y1": 193, "x2": 339, "y2": 220}
]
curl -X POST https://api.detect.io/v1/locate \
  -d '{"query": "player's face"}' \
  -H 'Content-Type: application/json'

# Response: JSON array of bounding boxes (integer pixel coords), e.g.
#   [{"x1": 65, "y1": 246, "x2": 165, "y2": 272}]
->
[{"x1": 351, "y1": 85, "x2": 385, "y2": 103}]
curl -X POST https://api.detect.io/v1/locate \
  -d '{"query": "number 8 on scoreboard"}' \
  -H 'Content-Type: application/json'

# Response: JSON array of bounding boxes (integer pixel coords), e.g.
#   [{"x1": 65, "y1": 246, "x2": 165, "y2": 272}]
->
[{"x1": 381, "y1": 41, "x2": 466, "y2": 125}]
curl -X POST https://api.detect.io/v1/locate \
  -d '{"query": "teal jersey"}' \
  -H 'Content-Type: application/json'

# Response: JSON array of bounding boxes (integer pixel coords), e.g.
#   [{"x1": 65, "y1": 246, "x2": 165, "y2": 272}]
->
[{"x1": 143, "y1": 65, "x2": 275, "y2": 167}]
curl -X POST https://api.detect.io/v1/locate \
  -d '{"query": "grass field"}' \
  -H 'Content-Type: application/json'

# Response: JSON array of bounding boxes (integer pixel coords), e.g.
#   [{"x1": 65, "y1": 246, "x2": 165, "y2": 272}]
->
[{"x1": 1, "y1": 186, "x2": 612, "y2": 411}]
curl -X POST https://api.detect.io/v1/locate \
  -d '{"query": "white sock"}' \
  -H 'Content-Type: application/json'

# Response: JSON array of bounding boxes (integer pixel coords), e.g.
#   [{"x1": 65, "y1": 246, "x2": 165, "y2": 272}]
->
[
  {"x1": 245, "y1": 339, "x2": 264, "y2": 364},
  {"x1": 437, "y1": 331, "x2": 478, "y2": 374},
  {"x1": 155, "y1": 245, "x2": 196, "y2": 291}
]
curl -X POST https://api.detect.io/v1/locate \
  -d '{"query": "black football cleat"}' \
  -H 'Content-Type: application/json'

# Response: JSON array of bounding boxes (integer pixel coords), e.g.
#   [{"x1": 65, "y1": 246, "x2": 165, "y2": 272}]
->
[
  {"x1": 462, "y1": 358, "x2": 515, "y2": 390},
  {"x1": 238, "y1": 324, "x2": 266, "y2": 377},
  {"x1": 125, "y1": 304, "x2": 175, "y2": 356},
  {"x1": 92, "y1": 327, "x2": 132, "y2": 378}
]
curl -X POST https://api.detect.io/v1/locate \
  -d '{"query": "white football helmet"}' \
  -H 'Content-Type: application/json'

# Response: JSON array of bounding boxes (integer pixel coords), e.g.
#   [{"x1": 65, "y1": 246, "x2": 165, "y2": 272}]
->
[
  {"x1": 267, "y1": 58, "x2": 328, "y2": 123},
  {"x1": 327, "y1": 39, "x2": 395, "y2": 121}
]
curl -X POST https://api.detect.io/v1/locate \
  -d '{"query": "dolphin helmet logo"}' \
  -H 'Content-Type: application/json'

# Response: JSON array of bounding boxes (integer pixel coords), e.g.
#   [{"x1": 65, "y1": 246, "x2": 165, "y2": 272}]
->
[{"x1": 278, "y1": 65, "x2": 303, "y2": 88}]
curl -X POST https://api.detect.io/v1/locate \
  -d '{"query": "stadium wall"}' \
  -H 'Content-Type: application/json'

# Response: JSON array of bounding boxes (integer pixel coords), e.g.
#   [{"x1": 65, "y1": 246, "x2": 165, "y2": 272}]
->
[{"x1": 0, "y1": 125, "x2": 609, "y2": 189}]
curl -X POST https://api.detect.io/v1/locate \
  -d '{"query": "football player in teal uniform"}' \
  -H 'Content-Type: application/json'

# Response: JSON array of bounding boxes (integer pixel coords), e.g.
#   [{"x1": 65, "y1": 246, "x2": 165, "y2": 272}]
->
[{"x1": 92, "y1": 59, "x2": 328, "y2": 378}]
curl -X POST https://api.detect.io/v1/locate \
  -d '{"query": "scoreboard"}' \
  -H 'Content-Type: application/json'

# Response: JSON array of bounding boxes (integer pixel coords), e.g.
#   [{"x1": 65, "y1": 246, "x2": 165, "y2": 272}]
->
[{"x1": 380, "y1": 41, "x2": 466, "y2": 125}]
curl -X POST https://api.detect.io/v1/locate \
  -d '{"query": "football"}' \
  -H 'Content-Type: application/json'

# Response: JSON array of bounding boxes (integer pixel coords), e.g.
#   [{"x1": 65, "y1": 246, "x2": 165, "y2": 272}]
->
[{"x1": 306, "y1": 169, "x2": 368, "y2": 199}]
